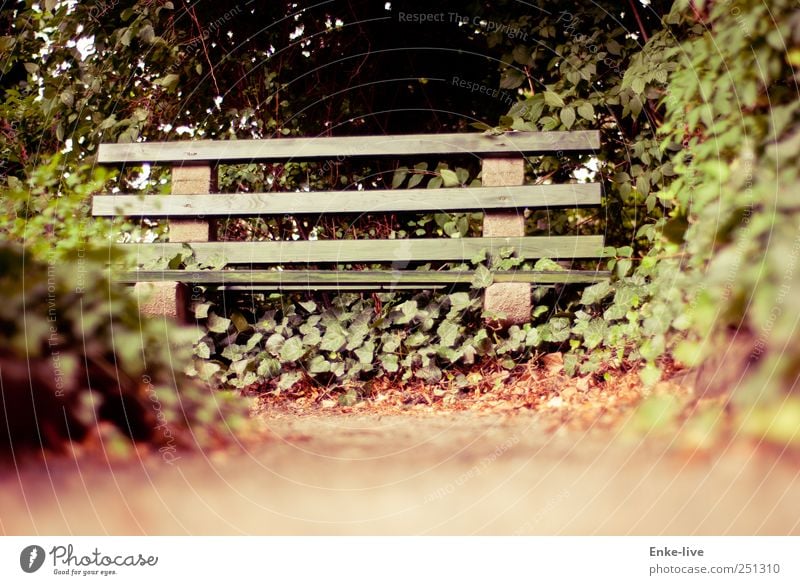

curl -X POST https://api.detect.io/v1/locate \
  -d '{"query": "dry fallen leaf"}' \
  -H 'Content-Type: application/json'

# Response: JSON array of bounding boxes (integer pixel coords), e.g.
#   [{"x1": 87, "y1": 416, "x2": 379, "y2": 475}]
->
[{"x1": 541, "y1": 352, "x2": 564, "y2": 374}]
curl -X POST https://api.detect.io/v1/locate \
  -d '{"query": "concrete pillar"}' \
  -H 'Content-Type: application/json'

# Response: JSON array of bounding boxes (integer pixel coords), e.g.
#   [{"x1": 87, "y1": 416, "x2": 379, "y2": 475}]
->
[
  {"x1": 169, "y1": 165, "x2": 214, "y2": 242},
  {"x1": 135, "y1": 163, "x2": 216, "y2": 321},
  {"x1": 481, "y1": 158, "x2": 531, "y2": 325}
]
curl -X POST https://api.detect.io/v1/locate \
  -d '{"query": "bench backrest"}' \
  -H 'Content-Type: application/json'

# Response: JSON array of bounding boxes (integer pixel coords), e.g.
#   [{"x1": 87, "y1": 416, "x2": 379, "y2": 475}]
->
[
  {"x1": 92, "y1": 131, "x2": 605, "y2": 323},
  {"x1": 92, "y1": 131, "x2": 603, "y2": 266}
]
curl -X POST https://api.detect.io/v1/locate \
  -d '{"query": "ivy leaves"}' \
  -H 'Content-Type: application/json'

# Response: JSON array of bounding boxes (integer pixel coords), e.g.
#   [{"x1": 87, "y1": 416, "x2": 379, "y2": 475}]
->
[
  {"x1": 207, "y1": 313, "x2": 232, "y2": 334},
  {"x1": 280, "y1": 337, "x2": 305, "y2": 362},
  {"x1": 544, "y1": 91, "x2": 565, "y2": 109},
  {"x1": 191, "y1": 287, "x2": 565, "y2": 392},
  {"x1": 471, "y1": 265, "x2": 493, "y2": 289},
  {"x1": 391, "y1": 162, "x2": 471, "y2": 190}
]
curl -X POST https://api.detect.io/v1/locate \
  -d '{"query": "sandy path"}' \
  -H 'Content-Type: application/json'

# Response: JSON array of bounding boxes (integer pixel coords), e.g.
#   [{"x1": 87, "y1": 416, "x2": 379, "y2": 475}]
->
[{"x1": 1, "y1": 412, "x2": 798, "y2": 535}]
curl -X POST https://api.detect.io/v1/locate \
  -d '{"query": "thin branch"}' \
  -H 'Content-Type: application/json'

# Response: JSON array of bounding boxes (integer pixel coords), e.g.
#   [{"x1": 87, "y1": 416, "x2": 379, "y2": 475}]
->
[
  {"x1": 187, "y1": 5, "x2": 220, "y2": 95},
  {"x1": 627, "y1": 0, "x2": 649, "y2": 43},
  {"x1": 524, "y1": 66, "x2": 536, "y2": 95}
]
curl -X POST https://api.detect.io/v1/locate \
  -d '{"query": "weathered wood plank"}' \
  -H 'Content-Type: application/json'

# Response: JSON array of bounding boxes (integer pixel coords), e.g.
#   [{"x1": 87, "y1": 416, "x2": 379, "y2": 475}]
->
[
  {"x1": 114, "y1": 269, "x2": 611, "y2": 285},
  {"x1": 121, "y1": 236, "x2": 606, "y2": 265},
  {"x1": 97, "y1": 131, "x2": 601, "y2": 163},
  {"x1": 217, "y1": 285, "x2": 453, "y2": 291},
  {"x1": 92, "y1": 183, "x2": 601, "y2": 217}
]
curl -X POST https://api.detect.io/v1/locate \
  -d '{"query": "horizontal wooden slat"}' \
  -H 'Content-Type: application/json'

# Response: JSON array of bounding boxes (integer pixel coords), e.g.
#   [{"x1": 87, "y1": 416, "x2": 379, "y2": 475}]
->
[
  {"x1": 218, "y1": 285, "x2": 453, "y2": 292},
  {"x1": 92, "y1": 184, "x2": 601, "y2": 217},
  {"x1": 121, "y1": 236, "x2": 605, "y2": 265},
  {"x1": 114, "y1": 269, "x2": 610, "y2": 286},
  {"x1": 97, "y1": 132, "x2": 600, "y2": 164}
]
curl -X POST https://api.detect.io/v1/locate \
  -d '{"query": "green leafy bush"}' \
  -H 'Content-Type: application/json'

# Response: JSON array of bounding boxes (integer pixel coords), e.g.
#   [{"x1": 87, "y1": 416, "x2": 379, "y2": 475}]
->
[
  {"x1": 485, "y1": 0, "x2": 800, "y2": 418},
  {"x1": 0, "y1": 157, "x2": 257, "y2": 457},
  {"x1": 0, "y1": 241, "x2": 256, "y2": 456},
  {"x1": 649, "y1": 0, "x2": 800, "y2": 405},
  {"x1": 189, "y1": 274, "x2": 602, "y2": 393}
]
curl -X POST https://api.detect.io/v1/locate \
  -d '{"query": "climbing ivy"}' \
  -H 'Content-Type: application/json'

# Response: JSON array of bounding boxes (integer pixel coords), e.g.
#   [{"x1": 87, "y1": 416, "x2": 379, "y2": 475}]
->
[
  {"x1": 190, "y1": 285, "x2": 567, "y2": 392},
  {"x1": 647, "y1": 0, "x2": 800, "y2": 403}
]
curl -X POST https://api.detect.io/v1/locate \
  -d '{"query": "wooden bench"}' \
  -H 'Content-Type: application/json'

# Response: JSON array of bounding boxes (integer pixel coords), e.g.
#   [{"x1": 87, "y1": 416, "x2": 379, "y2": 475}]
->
[{"x1": 93, "y1": 132, "x2": 607, "y2": 324}]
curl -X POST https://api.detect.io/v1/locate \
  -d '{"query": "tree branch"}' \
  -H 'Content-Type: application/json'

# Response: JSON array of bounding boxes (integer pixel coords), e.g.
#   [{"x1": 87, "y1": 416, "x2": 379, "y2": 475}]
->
[{"x1": 627, "y1": 0, "x2": 649, "y2": 43}]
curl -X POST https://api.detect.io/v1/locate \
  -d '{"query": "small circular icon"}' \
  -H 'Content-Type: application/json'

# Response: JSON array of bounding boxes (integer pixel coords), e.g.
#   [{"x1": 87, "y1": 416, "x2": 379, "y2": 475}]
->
[{"x1": 20, "y1": 545, "x2": 46, "y2": 573}]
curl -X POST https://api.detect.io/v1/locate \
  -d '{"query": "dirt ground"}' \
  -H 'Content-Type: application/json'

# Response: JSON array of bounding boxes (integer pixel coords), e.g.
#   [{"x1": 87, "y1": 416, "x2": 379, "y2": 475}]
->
[{"x1": 1, "y1": 409, "x2": 798, "y2": 535}]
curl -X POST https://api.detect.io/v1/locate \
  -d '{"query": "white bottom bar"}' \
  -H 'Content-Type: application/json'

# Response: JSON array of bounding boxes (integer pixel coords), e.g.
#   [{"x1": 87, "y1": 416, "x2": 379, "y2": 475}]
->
[{"x1": 1, "y1": 537, "x2": 797, "y2": 584}]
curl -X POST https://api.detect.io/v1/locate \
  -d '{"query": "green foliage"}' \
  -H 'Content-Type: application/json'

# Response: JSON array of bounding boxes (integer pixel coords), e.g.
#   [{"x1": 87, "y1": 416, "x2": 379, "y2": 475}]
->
[
  {"x1": 188, "y1": 278, "x2": 594, "y2": 392},
  {"x1": 138, "y1": 217, "x2": 598, "y2": 393},
  {"x1": 0, "y1": 1, "x2": 178, "y2": 171},
  {"x1": 540, "y1": 0, "x2": 800, "y2": 426},
  {"x1": 490, "y1": 3, "x2": 676, "y2": 246},
  {"x1": 0, "y1": 152, "x2": 256, "y2": 456},
  {"x1": 0, "y1": 241, "x2": 256, "y2": 455},
  {"x1": 0, "y1": 155, "x2": 126, "y2": 259},
  {"x1": 649, "y1": 0, "x2": 800, "y2": 406}
]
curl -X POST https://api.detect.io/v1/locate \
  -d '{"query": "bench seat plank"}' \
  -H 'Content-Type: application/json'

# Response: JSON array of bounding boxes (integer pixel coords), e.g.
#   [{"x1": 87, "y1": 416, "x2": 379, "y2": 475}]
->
[
  {"x1": 92, "y1": 183, "x2": 600, "y2": 217},
  {"x1": 115, "y1": 269, "x2": 610, "y2": 286},
  {"x1": 218, "y1": 285, "x2": 454, "y2": 291},
  {"x1": 97, "y1": 131, "x2": 600, "y2": 164},
  {"x1": 122, "y1": 235, "x2": 605, "y2": 265}
]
